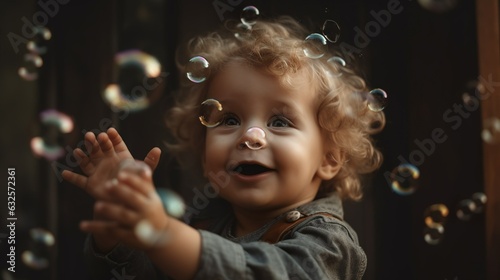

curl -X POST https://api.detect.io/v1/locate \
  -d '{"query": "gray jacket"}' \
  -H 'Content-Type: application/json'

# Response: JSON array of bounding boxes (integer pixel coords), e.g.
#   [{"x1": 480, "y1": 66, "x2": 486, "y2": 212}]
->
[{"x1": 83, "y1": 194, "x2": 366, "y2": 279}]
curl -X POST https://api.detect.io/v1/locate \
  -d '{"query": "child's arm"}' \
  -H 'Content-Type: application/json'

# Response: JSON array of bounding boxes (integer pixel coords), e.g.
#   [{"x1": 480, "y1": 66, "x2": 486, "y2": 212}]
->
[{"x1": 81, "y1": 171, "x2": 201, "y2": 280}]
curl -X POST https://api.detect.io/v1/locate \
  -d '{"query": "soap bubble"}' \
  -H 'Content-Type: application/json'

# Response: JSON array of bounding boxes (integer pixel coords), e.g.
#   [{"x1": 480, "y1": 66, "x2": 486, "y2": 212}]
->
[
  {"x1": 470, "y1": 192, "x2": 487, "y2": 214},
  {"x1": 30, "y1": 110, "x2": 73, "y2": 161},
  {"x1": 303, "y1": 33, "x2": 327, "y2": 59},
  {"x1": 102, "y1": 50, "x2": 165, "y2": 112},
  {"x1": 456, "y1": 199, "x2": 476, "y2": 221},
  {"x1": 424, "y1": 203, "x2": 449, "y2": 228},
  {"x1": 423, "y1": 224, "x2": 444, "y2": 245},
  {"x1": 18, "y1": 53, "x2": 43, "y2": 81},
  {"x1": 157, "y1": 188, "x2": 185, "y2": 218},
  {"x1": 199, "y1": 98, "x2": 224, "y2": 127},
  {"x1": 389, "y1": 164, "x2": 420, "y2": 195},
  {"x1": 186, "y1": 56, "x2": 210, "y2": 83},
  {"x1": 322, "y1": 20, "x2": 341, "y2": 43},
  {"x1": 240, "y1": 6, "x2": 259, "y2": 26},
  {"x1": 481, "y1": 117, "x2": 500, "y2": 144},
  {"x1": 367, "y1": 88, "x2": 388, "y2": 112}
]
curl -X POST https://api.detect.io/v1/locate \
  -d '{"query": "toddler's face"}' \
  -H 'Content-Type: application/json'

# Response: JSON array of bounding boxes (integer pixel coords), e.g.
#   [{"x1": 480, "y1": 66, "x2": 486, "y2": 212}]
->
[{"x1": 203, "y1": 61, "x2": 337, "y2": 213}]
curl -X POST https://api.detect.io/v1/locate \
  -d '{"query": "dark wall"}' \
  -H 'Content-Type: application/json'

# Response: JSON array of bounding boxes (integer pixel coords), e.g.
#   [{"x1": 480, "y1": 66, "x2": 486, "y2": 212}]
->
[{"x1": 0, "y1": 0, "x2": 485, "y2": 279}]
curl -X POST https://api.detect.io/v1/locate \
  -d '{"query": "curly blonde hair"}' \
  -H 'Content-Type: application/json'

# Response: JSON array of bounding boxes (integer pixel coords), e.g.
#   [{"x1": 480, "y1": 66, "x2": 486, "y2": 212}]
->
[{"x1": 166, "y1": 16, "x2": 384, "y2": 201}]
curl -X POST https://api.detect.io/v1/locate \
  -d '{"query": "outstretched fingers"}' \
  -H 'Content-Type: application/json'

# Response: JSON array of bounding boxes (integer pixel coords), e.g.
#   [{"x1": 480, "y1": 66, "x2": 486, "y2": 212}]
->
[
  {"x1": 144, "y1": 147, "x2": 162, "y2": 172},
  {"x1": 107, "y1": 127, "x2": 131, "y2": 156},
  {"x1": 61, "y1": 170, "x2": 88, "y2": 190},
  {"x1": 97, "y1": 132, "x2": 115, "y2": 155}
]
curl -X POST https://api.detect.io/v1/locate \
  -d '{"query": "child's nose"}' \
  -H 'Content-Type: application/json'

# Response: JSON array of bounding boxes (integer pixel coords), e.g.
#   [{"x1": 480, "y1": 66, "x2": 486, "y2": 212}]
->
[{"x1": 238, "y1": 126, "x2": 267, "y2": 150}]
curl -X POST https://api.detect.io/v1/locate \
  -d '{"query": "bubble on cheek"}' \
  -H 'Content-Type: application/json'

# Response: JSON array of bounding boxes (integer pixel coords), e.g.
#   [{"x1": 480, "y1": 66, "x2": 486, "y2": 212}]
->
[
  {"x1": 186, "y1": 56, "x2": 210, "y2": 83},
  {"x1": 199, "y1": 98, "x2": 224, "y2": 127},
  {"x1": 322, "y1": 20, "x2": 341, "y2": 43},
  {"x1": 157, "y1": 188, "x2": 186, "y2": 218},
  {"x1": 240, "y1": 6, "x2": 260, "y2": 26},
  {"x1": 389, "y1": 164, "x2": 419, "y2": 195},
  {"x1": 303, "y1": 33, "x2": 327, "y2": 59},
  {"x1": 367, "y1": 88, "x2": 388, "y2": 112}
]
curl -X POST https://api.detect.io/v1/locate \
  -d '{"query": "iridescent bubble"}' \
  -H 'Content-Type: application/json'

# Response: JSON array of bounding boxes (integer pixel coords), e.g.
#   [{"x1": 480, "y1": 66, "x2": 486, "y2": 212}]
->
[
  {"x1": 40, "y1": 110, "x2": 74, "y2": 133},
  {"x1": 389, "y1": 164, "x2": 420, "y2": 195},
  {"x1": 327, "y1": 56, "x2": 346, "y2": 77},
  {"x1": 424, "y1": 204, "x2": 449, "y2": 228},
  {"x1": 103, "y1": 50, "x2": 165, "y2": 112},
  {"x1": 423, "y1": 224, "x2": 444, "y2": 245},
  {"x1": 367, "y1": 88, "x2": 388, "y2": 112},
  {"x1": 26, "y1": 26, "x2": 52, "y2": 55},
  {"x1": 134, "y1": 220, "x2": 169, "y2": 247},
  {"x1": 418, "y1": 0, "x2": 458, "y2": 13},
  {"x1": 481, "y1": 117, "x2": 500, "y2": 144},
  {"x1": 234, "y1": 22, "x2": 252, "y2": 41},
  {"x1": 117, "y1": 159, "x2": 152, "y2": 178},
  {"x1": 30, "y1": 110, "x2": 74, "y2": 160},
  {"x1": 240, "y1": 6, "x2": 259, "y2": 26},
  {"x1": 471, "y1": 192, "x2": 487, "y2": 214},
  {"x1": 18, "y1": 53, "x2": 43, "y2": 81},
  {"x1": 322, "y1": 20, "x2": 341, "y2": 43},
  {"x1": 186, "y1": 56, "x2": 210, "y2": 83},
  {"x1": 157, "y1": 188, "x2": 185, "y2": 218},
  {"x1": 30, "y1": 137, "x2": 65, "y2": 161},
  {"x1": 199, "y1": 98, "x2": 224, "y2": 127},
  {"x1": 22, "y1": 250, "x2": 49, "y2": 269},
  {"x1": 303, "y1": 33, "x2": 327, "y2": 59},
  {"x1": 243, "y1": 127, "x2": 267, "y2": 150},
  {"x1": 30, "y1": 228, "x2": 55, "y2": 247},
  {"x1": 456, "y1": 199, "x2": 477, "y2": 221}
]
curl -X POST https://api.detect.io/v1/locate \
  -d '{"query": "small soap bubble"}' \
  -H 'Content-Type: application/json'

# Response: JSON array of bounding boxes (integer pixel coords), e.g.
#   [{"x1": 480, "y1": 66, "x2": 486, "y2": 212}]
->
[
  {"x1": 481, "y1": 117, "x2": 500, "y2": 144},
  {"x1": 118, "y1": 159, "x2": 152, "y2": 178},
  {"x1": 423, "y1": 224, "x2": 444, "y2": 245},
  {"x1": 31, "y1": 110, "x2": 73, "y2": 160},
  {"x1": 424, "y1": 204, "x2": 449, "y2": 228},
  {"x1": 30, "y1": 228, "x2": 55, "y2": 247},
  {"x1": 134, "y1": 220, "x2": 169, "y2": 247},
  {"x1": 199, "y1": 98, "x2": 224, "y2": 127},
  {"x1": 367, "y1": 88, "x2": 388, "y2": 112},
  {"x1": 303, "y1": 33, "x2": 327, "y2": 59},
  {"x1": 456, "y1": 199, "x2": 476, "y2": 221},
  {"x1": 327, "y1": 56, "x2": 347, "y2": 77},
  {"x1": 244, "y1": 127, "x2": 267, "y2": 150},
  {"x1": 40, "y1": 110, "x2": 74, "y2": 133},
  {"x1": 157, "y1": 188, "x2": 186, "y2": 218},
  {"x1": 22, "y1": 251, "x2": 49, "y2": 269},
  {"x1": 471, "y1": 192, "x2": 487, "y2": 214},
  {"x1": 103, "y1": 50, "x2": 164, "y2": 112},
  {"x1": 240, "y1": 6, "x2": 259, "y2": 26},
  {"x1": 418, "y1": 0, "x2": 458, "y2": 13},
  {"x1": 18, "y1": 53, "x2": 43, "y2": 81},
  {"x1": 186, "y1": 56, "x2": 210, "y2": 83},
  {"x1": 322, "y1": 20, "x2": 341, "y2": 43},
  {"x1": 26, "y1": 26, "x2": 52, "y2": 55},
  {"x1": 389, "y1": 164, "x2": 420, "y2": 195},
  {"x1": 234, "y1": 22, "x2": 252, "y2": 41}
]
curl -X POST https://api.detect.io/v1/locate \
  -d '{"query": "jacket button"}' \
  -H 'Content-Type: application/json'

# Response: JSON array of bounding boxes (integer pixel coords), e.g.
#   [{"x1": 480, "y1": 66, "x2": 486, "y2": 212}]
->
[{"x1": 285, "y1": 210, "x2": 302, "y2": 222}]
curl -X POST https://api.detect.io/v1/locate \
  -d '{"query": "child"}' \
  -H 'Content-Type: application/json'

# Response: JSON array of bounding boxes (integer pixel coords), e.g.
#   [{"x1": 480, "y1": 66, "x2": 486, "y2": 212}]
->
[{"x1": 63, "y1": 16, "x2": 384, "y2": 280}]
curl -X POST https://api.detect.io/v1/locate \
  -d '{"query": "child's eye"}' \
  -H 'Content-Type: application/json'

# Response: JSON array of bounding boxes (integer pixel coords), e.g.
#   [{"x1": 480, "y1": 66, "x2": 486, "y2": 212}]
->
[
  {"x1": 221, "y1": 113, "x2": 240, "y2": 126},
  {"x1": 268, "y1": 116, "x2": 292, "y2": 128}
]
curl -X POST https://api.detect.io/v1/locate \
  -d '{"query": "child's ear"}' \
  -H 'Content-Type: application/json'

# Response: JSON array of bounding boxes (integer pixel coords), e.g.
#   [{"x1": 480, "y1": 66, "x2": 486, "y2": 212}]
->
[{"x1": 317, "y1": 150, "x2": 343, "y2": 180}]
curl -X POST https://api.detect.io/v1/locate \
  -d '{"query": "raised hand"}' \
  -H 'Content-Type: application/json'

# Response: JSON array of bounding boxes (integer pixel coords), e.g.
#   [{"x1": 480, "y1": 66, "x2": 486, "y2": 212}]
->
[
  {"x1": 80, "y1": 169, "x2": 170, "y2": 250},
  {"x1": 62, "y1": 127, "x2": 161, "y2": 200}
]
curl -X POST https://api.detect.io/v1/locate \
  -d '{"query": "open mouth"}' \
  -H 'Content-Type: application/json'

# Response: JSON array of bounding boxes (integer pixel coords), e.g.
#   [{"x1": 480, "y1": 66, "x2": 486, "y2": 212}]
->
[{"x1": 231, "y1": 163, "x2": 273, "y2": 176}]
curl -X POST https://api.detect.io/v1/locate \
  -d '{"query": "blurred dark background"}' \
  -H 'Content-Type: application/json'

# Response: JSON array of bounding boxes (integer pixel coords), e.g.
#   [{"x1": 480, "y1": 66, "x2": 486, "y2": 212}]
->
[{"x1": 0, "y1": 0, "x2": 491, "y2": 279}]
